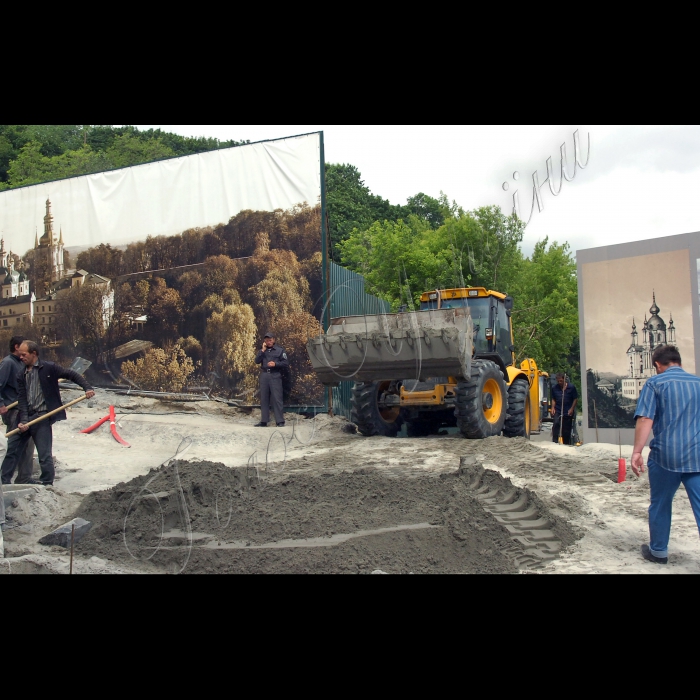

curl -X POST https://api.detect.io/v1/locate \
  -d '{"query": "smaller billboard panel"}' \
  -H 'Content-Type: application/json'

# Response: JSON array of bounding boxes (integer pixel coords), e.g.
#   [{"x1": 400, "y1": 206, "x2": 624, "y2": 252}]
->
[{"x1": 581, "y1": 248, "x2": 695, "y2": 430}]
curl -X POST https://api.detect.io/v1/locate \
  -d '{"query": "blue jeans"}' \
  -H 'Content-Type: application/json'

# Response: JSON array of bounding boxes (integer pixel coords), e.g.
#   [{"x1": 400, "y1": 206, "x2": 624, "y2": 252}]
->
[
  {"x1": 648, "y1": 460, "x2": 700, "y2": 558},
  {"x1": 1, "y1": 409, "x2": 35, "y2": 484},
  {"x1": 9, "y1": 414, "x2": 55, "y2": 485}
]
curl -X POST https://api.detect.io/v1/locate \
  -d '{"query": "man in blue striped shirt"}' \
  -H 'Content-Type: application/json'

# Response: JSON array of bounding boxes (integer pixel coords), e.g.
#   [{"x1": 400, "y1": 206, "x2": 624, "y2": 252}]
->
[{"x1": 632, "y1": 345, "x2": 700, "y2": 564}]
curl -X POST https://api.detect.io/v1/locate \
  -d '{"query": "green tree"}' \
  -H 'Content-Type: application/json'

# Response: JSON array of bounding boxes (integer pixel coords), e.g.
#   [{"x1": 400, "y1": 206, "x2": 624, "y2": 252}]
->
[
  {"x1": 0, "y1": 125, "x2": 249, "y2": 190},
  {"x1": 103, "y1": 133, "x2": 175, "y2": 169},
  {"x1": 6, "y1": 141, "x2": 112, "y2": 188},
  {"x1": 325, "y1": 163, "x2": 405, "y2": 262},
  {"x1": 508, "y1": 237, "x2": 579, "y2": 385},
  {"x1": 405, "y1": 192, "x2": 453, "y2": 229},
  {"x1": 337, "y1": 205, "x2": 525, "y2": 309}
]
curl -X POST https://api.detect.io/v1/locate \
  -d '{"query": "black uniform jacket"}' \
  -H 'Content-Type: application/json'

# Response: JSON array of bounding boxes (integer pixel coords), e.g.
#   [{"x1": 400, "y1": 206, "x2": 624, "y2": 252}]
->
[
  {"x1": 18, "y1": 359, "x2": 94, "y2": 425},
  {"x1": 0, "y1": 352, "x2": 24, "y2": 407},
  {"x1": 255, "y1": 345, "x2": 289, "y2": 373}
]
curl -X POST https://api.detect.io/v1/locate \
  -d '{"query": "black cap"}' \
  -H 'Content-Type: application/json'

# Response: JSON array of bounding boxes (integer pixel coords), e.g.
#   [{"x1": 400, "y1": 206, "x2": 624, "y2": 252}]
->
[{"x1": 264, "y1": 332, "x2": 274, "y2": 338}]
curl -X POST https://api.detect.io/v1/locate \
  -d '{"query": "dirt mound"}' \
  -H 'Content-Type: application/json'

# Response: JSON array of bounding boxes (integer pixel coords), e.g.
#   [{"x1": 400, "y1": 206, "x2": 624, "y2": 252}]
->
[{"x1": 76, "y1": 459, "x2": 523, "y2": 574}]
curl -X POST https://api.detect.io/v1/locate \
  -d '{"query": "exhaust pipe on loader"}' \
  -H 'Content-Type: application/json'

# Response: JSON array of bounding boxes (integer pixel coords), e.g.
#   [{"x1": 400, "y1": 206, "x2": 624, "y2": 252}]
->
[{"x1": 306, "y1": 308, "x2": 473, "y2": 386}]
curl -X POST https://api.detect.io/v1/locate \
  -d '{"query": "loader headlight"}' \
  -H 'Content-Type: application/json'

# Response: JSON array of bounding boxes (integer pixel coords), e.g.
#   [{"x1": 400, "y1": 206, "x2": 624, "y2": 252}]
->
[
  {"x1": 468, "y1": 290, "x2": 479, "y2": 296},
  {"x1": 428, "y1": 293, "x2": 438, "y2": 300}
]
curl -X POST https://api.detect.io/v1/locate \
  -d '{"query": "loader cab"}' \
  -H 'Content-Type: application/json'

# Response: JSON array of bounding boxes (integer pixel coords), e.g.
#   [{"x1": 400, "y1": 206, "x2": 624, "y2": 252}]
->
[{"x1": 419, "y1": 287, "x2": 515, "y2": 372}]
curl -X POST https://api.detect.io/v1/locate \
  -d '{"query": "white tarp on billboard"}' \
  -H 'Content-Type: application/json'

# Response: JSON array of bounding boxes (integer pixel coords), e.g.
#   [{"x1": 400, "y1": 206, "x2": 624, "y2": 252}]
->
[{"x1": 0, "y1": 133, "x2": 322, "y2": 251}]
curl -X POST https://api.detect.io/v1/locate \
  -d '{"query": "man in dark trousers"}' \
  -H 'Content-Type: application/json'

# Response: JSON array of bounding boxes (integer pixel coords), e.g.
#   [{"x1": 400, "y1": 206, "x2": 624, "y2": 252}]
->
[
  {"x1": 551, "y1": 372, "x2": 578, "y2": 444},
  {"x1": 0, "y1": 336, "x2": 35, "y2": 484},
  {"x1": 631, "y1": 344, "x2": 700, "y2": 565},
  {"x1": 254, "y1": 332, "x2": 288, "y2": 427},
  {"x1": 14, "y1": 341, "x2": 95, "y2": 486}
]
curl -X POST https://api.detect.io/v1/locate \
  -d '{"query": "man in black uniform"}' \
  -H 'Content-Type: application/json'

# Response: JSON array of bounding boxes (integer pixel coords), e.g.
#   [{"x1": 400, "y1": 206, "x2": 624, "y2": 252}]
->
[
  {"x1": 551, "y1": 372, "x2": 578, "y2": 445},
  {"x1": 254, "y1": 332, "x2": 288, "y2": 427}
]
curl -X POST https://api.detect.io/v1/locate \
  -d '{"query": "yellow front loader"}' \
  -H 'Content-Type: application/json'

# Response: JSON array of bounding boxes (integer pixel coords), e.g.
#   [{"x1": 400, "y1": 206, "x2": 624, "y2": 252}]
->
[{"x1": 307, "y1": 287, "x2": 549, "y2": 439}]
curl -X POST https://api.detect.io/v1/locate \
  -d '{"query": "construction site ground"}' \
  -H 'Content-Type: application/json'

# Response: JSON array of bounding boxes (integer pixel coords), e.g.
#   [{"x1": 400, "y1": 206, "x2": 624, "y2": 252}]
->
[{"x1": 2, "y1": 387, "x2": 699, "y2": 574}]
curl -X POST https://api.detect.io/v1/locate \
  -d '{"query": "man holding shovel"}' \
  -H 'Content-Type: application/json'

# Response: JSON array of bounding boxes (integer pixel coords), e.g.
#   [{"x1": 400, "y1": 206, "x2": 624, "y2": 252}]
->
[
  {"x1": 551, "y1": 373, "x2": 578, "y2": 445},
  {"x1": 11, "y1": 341, "x2": 95, "y2": 486}
]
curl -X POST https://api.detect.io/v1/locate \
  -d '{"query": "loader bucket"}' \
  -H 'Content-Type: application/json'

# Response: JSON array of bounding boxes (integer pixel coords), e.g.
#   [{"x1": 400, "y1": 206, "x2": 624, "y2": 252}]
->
[{"x1": 307, "y1": 308, "x2": 473, "y2": 386}]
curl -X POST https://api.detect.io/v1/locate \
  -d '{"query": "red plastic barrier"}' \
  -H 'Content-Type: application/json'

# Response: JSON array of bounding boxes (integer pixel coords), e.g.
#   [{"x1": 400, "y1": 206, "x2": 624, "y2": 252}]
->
[
  {"x1": 618, "y1": 458, "x2": 626, "y2": 483},
  {"x1": 109, "y1": 405, "x2": 131, "y2": 447},
  {"x1": 81, "y1": 405, "x2": 130, "y2": 447},
  {"x1": 81, "y1": 414, "x2": 110, "y2": 434}
]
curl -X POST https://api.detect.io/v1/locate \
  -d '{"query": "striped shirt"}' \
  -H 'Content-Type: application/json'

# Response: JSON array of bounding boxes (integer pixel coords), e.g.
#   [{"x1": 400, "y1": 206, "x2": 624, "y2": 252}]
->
[
  {"x1": 24, "y1": 366, "x2": 47, "y2": 415},
  {"x1": 634, "y1": 366, "x2": 700, "y2": 473}
]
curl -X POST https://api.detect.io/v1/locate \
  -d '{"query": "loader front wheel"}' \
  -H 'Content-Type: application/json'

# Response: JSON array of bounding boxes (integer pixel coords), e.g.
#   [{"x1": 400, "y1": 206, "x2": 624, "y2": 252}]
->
[
  {"x1": 455, "y1": 360, "x2": 508, "y2": 439},
  {"x1": 503, "y1": 378, "x2": 531, "y2": 439},
  {"x1": 351, "y1": 381, "x2": 403, "y2": 437}
]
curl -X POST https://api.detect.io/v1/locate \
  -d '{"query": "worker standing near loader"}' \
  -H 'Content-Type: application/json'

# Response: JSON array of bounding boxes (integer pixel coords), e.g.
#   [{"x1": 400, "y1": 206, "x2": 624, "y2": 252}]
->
[
  {"x1": 254, "y1": 332, "x2": 288, "y2": 428},
  {"x1": 551, "y1": 373, "x2": 578, "y2": 445}
]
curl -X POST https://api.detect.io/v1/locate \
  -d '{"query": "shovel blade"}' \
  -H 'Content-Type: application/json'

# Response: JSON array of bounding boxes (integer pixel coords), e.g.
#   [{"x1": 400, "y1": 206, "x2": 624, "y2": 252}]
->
[{"x1": 69, "y1": 357, "x2": 92, "y2": 376}]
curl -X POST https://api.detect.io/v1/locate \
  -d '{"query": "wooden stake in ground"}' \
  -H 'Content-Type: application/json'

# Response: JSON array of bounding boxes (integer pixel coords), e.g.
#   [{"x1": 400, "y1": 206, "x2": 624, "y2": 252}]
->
[
  {"x1": 5, "y1": 395, "x2": 89, "y2": 438},
  {"x1": 593, "y1": 399, "x2": 599, "y2": 443},
  {"x1": 558, "y1": 373, "x2": 566, "y2": 444}
]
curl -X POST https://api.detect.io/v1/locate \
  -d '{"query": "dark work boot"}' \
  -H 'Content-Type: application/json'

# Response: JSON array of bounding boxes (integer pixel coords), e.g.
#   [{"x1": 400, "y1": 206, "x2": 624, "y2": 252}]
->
[
  {"x1": 254, "y1": 422, "x2": 268, "y2": 427},
  {"x1": 641, "y1": 544, "x2": 668, "y2": 565}
]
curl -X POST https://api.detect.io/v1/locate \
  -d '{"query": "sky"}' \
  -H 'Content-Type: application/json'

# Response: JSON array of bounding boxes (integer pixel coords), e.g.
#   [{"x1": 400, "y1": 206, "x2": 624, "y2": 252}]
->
[{"x1": 134, "y1": 125, "x2": 700, "y2": 258}]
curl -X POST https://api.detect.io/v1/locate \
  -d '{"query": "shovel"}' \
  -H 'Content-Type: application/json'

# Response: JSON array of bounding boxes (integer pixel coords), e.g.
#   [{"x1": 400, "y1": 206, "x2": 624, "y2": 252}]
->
[
  {"x1": 558, "y1": 373, "x2": 566, "y2": 444},
  {"x1": 5, "y1": 395, "x2": 89, "y2": 437}
]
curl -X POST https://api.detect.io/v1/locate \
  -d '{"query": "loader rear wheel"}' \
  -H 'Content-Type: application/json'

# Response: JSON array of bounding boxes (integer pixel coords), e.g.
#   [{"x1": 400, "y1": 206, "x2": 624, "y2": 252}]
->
[
  {"x1": 350, "y1": 381, "x2": 403, "y2": 437},
  {"x1": 503, "y1": 378, "x2": 531, "y2": 439},
  {"x1": 455, "y1": 360, "x2": 508, "y2": 439}
]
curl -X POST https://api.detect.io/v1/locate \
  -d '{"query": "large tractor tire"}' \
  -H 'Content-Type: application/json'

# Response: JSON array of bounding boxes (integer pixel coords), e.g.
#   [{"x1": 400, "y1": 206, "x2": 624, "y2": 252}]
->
[
  {"x1": 503, "y1": 378, "x2": 531, "y2": 439},
  {"x1": 455, "y1": 360, "x2": 508, "y2": 439},
  {"x1": 351, "y1": 381, "x2": 403, "y2": 437}
]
